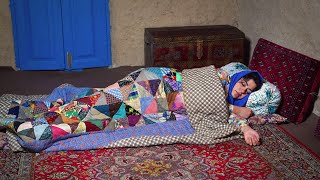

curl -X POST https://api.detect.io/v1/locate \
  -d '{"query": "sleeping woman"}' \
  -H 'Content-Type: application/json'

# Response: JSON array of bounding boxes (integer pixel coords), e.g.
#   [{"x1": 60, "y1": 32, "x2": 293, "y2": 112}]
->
[
  {"x1": 217, "y1": 69, "x2": 264, "y2": 146},
  {"x1": 1, "y1": 65, "x2": 265, "y2": 152}
]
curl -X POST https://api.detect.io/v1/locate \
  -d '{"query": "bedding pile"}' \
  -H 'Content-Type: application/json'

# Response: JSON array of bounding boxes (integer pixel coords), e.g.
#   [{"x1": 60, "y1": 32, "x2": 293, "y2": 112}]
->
[{"x1": 0, "y1": 66, "x2": 240, "y2": 152}]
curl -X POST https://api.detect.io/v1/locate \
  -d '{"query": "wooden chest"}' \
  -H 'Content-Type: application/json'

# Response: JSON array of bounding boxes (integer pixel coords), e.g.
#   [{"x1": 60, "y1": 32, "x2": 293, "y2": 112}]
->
[{"x1": 144, "y1": 25, "x2": 246, "y2": 70}]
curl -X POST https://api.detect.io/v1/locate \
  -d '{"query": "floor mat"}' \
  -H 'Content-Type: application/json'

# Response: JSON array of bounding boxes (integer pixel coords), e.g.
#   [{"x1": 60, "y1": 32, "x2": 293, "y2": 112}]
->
[
  {"x1": 0, "y1": 150, "x2": 34, "y2": 179},
  {"x1": 1, "y1": 124, "x2": 319, "y2": 179}
]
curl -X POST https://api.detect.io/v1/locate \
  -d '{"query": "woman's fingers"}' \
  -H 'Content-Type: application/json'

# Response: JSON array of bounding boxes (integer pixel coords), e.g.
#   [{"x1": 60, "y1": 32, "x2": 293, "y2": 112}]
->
[
  {"x1": 246, "y1": 136, "x2": 253, "y2": 146},
  {"x1": 242, "y1": 126, "x2": 261, "y2": 146},
  {"x1": 246, "y1": 135, "x2": 260, "y2": 146},
  {"x1": 252, "y1": 136, "x2": 259, "y2": 146},
  {"x1": 253, "y1": 138, "x2": 258, "y2": 146}
]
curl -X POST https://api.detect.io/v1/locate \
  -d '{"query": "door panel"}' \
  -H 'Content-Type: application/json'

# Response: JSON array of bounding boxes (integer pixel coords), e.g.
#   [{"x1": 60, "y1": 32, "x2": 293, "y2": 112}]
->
[
  {"x1": 11, "y1": 0, "x2": 65, "y2": 70},
  {"x1": 61, "y1": 0, "x2": 112, "y2": 70},
  {"x1": 10, "y1": 0, "x2": 112, "y2": 70}
]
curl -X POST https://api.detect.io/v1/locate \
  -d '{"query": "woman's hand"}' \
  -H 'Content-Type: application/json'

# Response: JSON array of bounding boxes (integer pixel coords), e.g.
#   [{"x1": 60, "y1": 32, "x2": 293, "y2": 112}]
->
[
  {"x1": 241, "y1": 126, "x2": 260, "y2": 146},
  {"x1": 233, "y1": 106, "x2": 253, "y2": 119}
]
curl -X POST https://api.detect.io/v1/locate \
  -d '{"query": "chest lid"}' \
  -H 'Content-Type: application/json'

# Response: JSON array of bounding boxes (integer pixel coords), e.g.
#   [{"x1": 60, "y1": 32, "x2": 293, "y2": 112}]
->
[{"x1": 145, "y1": 25, "x2": 245, "y2": 43}]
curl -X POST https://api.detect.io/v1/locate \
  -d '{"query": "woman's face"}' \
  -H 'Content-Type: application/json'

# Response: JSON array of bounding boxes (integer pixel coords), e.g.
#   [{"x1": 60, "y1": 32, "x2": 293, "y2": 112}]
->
[{"x1": 231, "y1": 78, "x2": 257, "y2": 99}]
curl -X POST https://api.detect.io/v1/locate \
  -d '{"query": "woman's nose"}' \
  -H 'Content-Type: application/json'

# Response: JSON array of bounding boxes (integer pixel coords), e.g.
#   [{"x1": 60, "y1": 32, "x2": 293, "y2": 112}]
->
[{"x1": 239, "y1": 87, "x2": 246, "y2": 94}]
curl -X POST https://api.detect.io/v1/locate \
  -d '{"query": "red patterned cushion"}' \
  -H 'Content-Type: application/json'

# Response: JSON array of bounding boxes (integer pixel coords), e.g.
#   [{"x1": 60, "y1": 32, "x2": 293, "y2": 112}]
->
[{"x1": 249, "y1": 38, "x2": 320, "y2": 123}]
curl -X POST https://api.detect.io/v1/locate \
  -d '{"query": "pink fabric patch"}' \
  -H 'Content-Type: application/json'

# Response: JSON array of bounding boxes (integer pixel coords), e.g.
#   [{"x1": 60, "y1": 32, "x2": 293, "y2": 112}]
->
[
  {"x1": 143, "y1": 99, "x2": 158, "y2": 114},
  {"x1": 51, "y1": 125, "x2": 70, "y2": 139}
]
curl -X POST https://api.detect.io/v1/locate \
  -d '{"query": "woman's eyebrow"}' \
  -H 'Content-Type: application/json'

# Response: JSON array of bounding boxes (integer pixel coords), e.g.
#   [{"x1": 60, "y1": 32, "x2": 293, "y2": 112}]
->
[{"x1": 243, "y1": 79, "x2": 249, "y2": 87}]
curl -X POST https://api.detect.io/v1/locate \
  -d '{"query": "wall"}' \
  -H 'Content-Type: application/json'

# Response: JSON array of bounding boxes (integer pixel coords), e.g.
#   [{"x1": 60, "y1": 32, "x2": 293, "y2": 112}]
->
[
  {"x1": 238, "y1": 0, "x2": 320, "y2": 60},
  {"x1": 109, "y1": 0, "x2": 239, "y2": 67},
  {"x1": 0, "y1": 0, "x2": 15, "y2": 68}
]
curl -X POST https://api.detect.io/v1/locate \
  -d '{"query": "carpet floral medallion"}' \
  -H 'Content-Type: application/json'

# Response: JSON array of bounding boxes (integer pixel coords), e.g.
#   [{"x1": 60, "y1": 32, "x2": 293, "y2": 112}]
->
[{"x1": 1, "y1": 124, "x2": 319, "y2": 179}]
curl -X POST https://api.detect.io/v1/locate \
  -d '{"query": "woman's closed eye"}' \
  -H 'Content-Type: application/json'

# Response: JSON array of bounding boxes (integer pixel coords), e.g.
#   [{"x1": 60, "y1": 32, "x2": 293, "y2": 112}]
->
[{"x1": 240, "y1": 80, "x2": 252, "y2": 94}]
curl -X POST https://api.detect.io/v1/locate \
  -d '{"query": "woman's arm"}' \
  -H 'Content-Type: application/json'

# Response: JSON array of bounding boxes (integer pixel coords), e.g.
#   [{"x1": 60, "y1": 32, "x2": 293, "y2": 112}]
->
[
  {"x1": 229, "y1": 105, "x2": 260, "y2": 146},
  {"x1": 231, "y1": 105, "x2": 253, "y2": 119},
  {"x1": 241, "y1": 125, "x2": 260, "y2": 146}
]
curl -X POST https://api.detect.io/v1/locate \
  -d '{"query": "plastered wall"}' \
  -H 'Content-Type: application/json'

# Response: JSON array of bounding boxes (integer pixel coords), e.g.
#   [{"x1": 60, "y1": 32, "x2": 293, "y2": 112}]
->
[
  {"x1": 238, "y1": 0, "x2": 320, "y2": 61},
  {"x1": 0, "y1": 0, "x2": 15, "y2": 68},
  {"x1": 109, "y1": 0, "x2": 239, "y2": 67}
]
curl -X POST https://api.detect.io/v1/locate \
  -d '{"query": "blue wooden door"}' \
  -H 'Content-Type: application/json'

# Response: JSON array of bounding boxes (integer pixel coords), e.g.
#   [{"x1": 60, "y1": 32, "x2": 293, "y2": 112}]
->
[
  {"x1": 61, "y1": 0, "x2": 112, "y2": 70},
  {"x1": 10, "y1": 0, "x2": 65, "y2": 70},
  {"x1": 10, "y1": 0, "x2": 112, "y2": 70}
]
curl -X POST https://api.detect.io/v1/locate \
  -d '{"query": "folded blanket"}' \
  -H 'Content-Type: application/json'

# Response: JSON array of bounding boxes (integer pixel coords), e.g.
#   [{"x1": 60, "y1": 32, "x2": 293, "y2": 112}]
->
[{"x1": 0, "y1": 66, "x2": 241, "y2": 152}]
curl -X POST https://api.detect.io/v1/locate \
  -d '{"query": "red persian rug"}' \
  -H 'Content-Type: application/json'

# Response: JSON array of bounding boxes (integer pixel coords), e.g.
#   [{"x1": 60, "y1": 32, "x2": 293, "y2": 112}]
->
[
  {"x1": 1, "y1": 124, "x2": 319, "y2": 179},
  {"x1": 0, "y1": 150, "x2": 34, "y2": 179}
]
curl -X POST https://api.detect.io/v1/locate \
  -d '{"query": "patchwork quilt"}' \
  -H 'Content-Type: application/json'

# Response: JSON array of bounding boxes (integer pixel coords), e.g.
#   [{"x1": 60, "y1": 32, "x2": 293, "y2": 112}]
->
[{"x1": 0, "y1": 66, "x2": 241, "y2": 152}]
